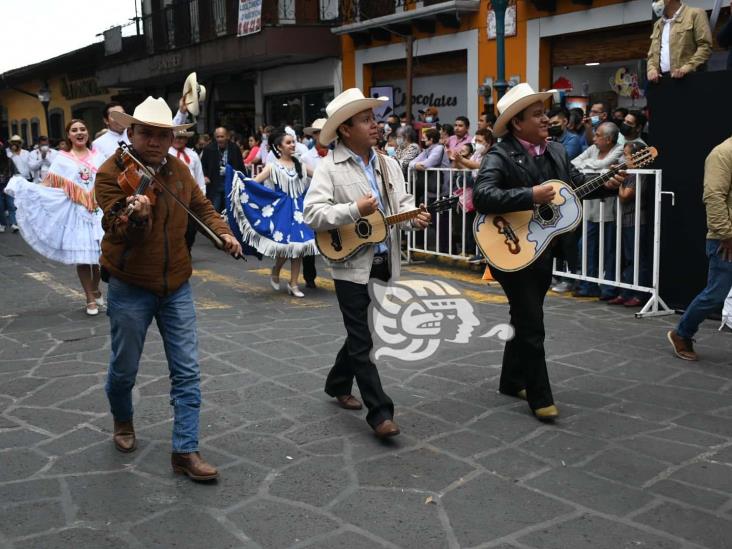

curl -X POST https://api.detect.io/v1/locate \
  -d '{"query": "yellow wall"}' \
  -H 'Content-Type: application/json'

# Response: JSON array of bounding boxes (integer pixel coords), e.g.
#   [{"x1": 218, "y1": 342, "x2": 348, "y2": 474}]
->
[{"x1": 1, "y1": 75, "x2": 114, "y2": 142}]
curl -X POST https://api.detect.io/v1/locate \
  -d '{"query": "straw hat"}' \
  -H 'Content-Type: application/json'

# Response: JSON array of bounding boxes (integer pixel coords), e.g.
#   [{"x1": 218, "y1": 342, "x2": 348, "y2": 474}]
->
[
  {"x1": 182, "y1": 72, "x2": 206, "y2": 117},
  {"x1": 492, "y1": 83, "x2": 556, "y2": 138},
  {"x1": 304, "y1": 118, "x2": 327, "y2": 136},
  {"x1": 319, "y1": 88, "x2": 388, "y2": 146},
  {"x1": 110, "y1": 97, "x2": 195, "y2": 131},
  {"x1": 9, "y1": 135, "x2": 22, "y2": 143}
]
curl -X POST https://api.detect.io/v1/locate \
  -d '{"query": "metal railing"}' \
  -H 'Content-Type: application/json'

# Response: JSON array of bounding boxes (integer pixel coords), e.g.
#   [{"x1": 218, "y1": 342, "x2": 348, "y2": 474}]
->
[{"x1": 405, "y1": 167, "x2": 674, "y2": 318}]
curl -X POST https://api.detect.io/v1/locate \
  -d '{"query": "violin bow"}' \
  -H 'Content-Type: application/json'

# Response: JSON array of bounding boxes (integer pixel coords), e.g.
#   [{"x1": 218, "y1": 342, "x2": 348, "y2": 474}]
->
[{"x1": 118, "y1": 143, "x2": 244, "y2": 260}]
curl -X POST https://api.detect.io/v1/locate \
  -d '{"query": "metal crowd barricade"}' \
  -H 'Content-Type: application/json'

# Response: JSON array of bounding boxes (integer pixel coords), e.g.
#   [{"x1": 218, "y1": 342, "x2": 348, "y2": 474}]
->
[
  {"x1": 405, "y1": 167, "x2": 478, "y2": 263},
  {"x1": 404, "y1": 167, "x2": 674, "y2": 319}
]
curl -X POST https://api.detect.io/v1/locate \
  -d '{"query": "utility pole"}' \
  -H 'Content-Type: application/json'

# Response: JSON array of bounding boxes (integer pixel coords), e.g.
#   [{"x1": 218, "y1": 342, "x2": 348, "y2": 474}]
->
[{"x1": 405, "y1": 35, "x2": 414, "y2": 122}]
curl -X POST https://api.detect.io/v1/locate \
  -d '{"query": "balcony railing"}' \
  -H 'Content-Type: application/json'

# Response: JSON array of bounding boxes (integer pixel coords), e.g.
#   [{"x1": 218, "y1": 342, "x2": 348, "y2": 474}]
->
[{"x1": 143, "y1": 0, "x2": 341, "y2": 54}]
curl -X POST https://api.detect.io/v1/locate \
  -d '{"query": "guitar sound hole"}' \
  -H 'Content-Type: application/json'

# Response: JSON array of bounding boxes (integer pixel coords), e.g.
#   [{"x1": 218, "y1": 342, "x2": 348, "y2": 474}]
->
[
  {"x1": 538, "y1": 206, "x2": 554, "y2": 221},
  {"x1": 355, "y1": 218, "x2": 373, "y2": 239}
]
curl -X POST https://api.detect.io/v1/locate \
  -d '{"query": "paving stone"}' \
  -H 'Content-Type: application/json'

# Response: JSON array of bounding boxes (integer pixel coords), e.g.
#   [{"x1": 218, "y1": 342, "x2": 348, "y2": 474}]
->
[
  {"x1": 649, "y1": 426, "x2": 727, "y2": 447},
  {"x1": 390, "y1": 409, "x2": 456, "y2": 439},
  {"x1": 19, "y1": 376, "x2": 100, "y2": 407},
  {"x1": 58, "y1": 389, "x2": 111, "y2": 415},
  {"x1": 132, "y1": 509, "x2": 246, "y2": 548},
  {"x1": 712, "y1": 446, "x2": 732, "y2": 464},
  {"x1": 301, "y1": 530, "x2": 387, "y2": 549},
  {"x1": 623, "y1": 436, "x2": 704, "y2": 465},
  {"x1": 563, "y1": 411, "x2": 658, "y2": 440},
  {"x1": 562, "y1": 374, "x2": 637, "y2": 395},
  {"x1": 607, "y1": 401, "x2": 685, "y2": 423},
  {"x1": 414, "y1": 398, "x2": 489, "y2": 424},
  {"x1": 228, "y1": 499, "x2": 339, "y2": 549},
  {"x1": 0, "y1": 500, "x2": 66, "y2": 538},
  {"x1": 520, "y1": 431, "x2": 608, "y2": 465},
  {"x1": 669, "y1": 461, "x2": 732, "y2": 494},
  {"x1": 674, "y1": 413, "x2": 732, "y2": 438},
  {"x1": 34, "y1": 360, "x2": 106, "y2": 378},
  {"x1": 0, "y1": 448, "x2": 49, "y2": 482},
  {"x1": 582, "y1": 447, "x2": 669, "y2": 487},
  {"x1": 9, "y1": 407, "x2": 93, "y2": 435},
  {"x1": 270, "y1": 455, "x2": 350, "y2": 507},
  {"x1": 526, "y1": 467, "x2": 653, "y2": 515},
  {"x1": 235, "y1": 380, "x2": 299, "y2": 403},
  {"x1": 261, "y1": 395, "x2": 340, "y2": 424},
  {"x1": 404, "y1": 373, "x2": 470, "y2": 396},
  {"x1": 553, "y1": 389, "x2": 619, "y2": 409},
  {"x1": 469, "y1": 411, "x2": 545, "y2": 442},
  {"x1": 0, "y1": 428, "x2": 49, "y2": 450},
  {"x1": 518, "y1": 514, "x2": 681, "y2": 549},
  {"x1": 208, "y1": 430, "x2": 306, "y2": 468},
  {"x1": 476, "y1": 447, "x2": 550, "y2": 480},
  {"x1": 0, "y1": 377, "x2": 47, "y2": 398},
  {"x1": 36, "y1": 426, "x2": 108, "y2": 456},
  {"x1": 555, "y1": 350, "x2": 621, "y2": 372},
  {"x1": 333, "y1": 488, "x2": 448, "y2": 548},
  {"x1": 634, "y1": 501, "x2": 732, "y2": 549},
  {"x1": 13, "y1": 528, "x2": 132, "y2": 549},
  {"x1": 649, "y1": 479, "x2": 729, "y2": 511},
  {"x1": 66, "y1": 472, "x2": 179, "y2": 524},
  {"x1": 664, "y1": 371, "x2": 729, "y2": 393},
  {"x1": 442, "y1": 472, "x2": 574, "y2": 547},
  {"x1": 425, "y1": 363, "x2": 496, "y2": 384},
  {"x1": 356, "y1": 447, "x2": 474, "y2": 492},
  {"x1": 0, "y1": 478, "x2": 61, "y2": 506},
  {"x1": 616, "y1": 384, "x2": 731, "y2": 412},
  {"x1": 429, "y1": 429, "x2": 503, "y2": 458}
]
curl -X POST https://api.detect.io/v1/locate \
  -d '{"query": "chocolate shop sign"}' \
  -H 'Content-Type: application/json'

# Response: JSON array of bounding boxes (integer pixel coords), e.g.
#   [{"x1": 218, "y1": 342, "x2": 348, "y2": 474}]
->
[{"x1": 373, "y1": 74, "x2": 466, "y2": 123}]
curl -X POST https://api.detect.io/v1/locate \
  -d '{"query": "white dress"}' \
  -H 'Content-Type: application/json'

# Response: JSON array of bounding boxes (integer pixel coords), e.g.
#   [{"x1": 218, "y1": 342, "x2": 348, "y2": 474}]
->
[
  {"x1": 5, "y1": 150, "x2": 104, "y2": 265},
  {"x1": 723, "y1": 289, "x2": 732, "y2": 331}
]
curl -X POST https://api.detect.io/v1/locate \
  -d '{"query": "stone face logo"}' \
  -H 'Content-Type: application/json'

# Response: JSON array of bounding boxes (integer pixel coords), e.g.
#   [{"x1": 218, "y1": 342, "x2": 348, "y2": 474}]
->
[{"x1": 369, "y1": 279, "x2": 513, "y2": 362}]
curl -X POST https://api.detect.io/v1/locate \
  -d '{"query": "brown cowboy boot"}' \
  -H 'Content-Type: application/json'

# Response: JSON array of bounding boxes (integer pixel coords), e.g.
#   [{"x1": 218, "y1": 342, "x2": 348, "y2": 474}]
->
[
  {"x1": 171, "y1": 452, "x2": 219, "y2": 481},
  {"x1": 113, "y1": 419, "x2": 136, "y2": 453}
]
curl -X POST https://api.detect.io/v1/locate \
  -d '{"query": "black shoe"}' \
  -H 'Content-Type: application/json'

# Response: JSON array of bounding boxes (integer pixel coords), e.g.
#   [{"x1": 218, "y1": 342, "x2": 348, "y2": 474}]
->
[{"x1": 305, "y1": 280, "x2": 317, "y2": 289}]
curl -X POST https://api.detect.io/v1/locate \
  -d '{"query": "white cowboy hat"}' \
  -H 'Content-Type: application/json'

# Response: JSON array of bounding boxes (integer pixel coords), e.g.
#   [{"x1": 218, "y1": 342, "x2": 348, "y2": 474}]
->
[
  {"x1": 304, "y1": 118, "x2": 326, "y2": 136},
  {"x1": 9, "y1": 134, "x2": 22, "y2": 143},
  {"x1": 182, "y1": 72, "x2": 206, "y2": 117},
  {"x1": 319, "y1": 88, "x2": 388, "y2": 146},
  {"x1": 493, "y1": 83, "x2": 556, "y2": 138},
  {"x1": 110, "y1": 97, "x2": 195, "y2": 131}
]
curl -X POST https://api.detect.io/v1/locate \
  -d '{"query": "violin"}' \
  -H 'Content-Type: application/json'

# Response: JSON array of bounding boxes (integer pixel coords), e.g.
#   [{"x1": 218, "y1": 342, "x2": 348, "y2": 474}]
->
[{"x1": 113, "y1": 143, "x2": 244, "y2": 260}]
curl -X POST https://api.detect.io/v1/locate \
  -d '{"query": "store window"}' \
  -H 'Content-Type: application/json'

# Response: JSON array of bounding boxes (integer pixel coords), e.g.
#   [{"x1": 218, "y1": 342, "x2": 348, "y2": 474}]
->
[
  {"x1": 265, "y1": 88, "x2": 334, "y2": 128},
  {"x1": 31, "y1": 118, "x2": 40, "y2": 144},
  {"x1": 49, "y1": 109, "x2": 65, "y2": 141},
  {"x1": 20, "y1": 119, "x2": 29, "y2": 145}
]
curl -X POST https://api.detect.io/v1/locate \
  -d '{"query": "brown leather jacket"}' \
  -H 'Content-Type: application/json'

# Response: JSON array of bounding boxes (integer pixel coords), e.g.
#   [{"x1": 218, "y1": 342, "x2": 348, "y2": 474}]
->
[{"x1": 95, "y1": 150, "x2": 232, "y2": 296}]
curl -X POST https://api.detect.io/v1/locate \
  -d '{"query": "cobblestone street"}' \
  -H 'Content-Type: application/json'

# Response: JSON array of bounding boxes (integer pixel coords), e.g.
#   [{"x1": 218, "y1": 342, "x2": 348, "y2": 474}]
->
[{"x1": 1, "y1": 233, "x2": 731, "y2": 549}]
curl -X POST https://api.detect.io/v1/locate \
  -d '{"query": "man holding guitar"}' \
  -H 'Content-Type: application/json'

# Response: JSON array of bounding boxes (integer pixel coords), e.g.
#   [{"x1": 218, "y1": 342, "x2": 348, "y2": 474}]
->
[
  {"x1": 473, "y1": 84, "x2": 625, "y2": 422},
  {"x1": 304, "y1": 89, "x2": 431, "y2": 438}
]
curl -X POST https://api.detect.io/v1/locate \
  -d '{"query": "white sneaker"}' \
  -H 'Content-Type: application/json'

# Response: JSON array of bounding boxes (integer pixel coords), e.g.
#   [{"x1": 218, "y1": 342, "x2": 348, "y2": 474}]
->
[
  {"x1": 85, "y1": 303, "x2": 99, "y2": 316},
  {"x1": 10, "y1": 224, "x2": 19, "y2": 233},
  {"x1": 0, "y1": 225, "x2": 5, "y2": 233},
  {"x1": 551, "y1": 281, "x2": 574, "y2": 293},
  {"x1": 287, "y1": 283, "x2": 305, "y2": 298}
]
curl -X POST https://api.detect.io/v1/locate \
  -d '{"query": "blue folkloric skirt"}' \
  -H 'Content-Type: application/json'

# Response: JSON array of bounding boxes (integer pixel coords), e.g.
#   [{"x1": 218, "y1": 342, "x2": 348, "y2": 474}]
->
[{"x1": 225, "y1": 166, "x2": 317, "y2": 258}]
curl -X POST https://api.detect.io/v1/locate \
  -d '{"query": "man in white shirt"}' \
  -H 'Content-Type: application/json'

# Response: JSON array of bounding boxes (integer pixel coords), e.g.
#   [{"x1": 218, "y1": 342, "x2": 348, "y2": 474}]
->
[
  {"x1": 28, "y1": 136, "x2": 57, "y2": 182},
  {"x1": 7, "y1": 135, "x2": 31, "y2": 180},
  {"x1": 300, "y1": 118, "x2": 327, "y2": 288},
  {"x1": 170, "y1": 129, "x2": 206, "y2": 252},
  {"x1": 92, "y1": 102, "x2": 131, "y2": 161}
]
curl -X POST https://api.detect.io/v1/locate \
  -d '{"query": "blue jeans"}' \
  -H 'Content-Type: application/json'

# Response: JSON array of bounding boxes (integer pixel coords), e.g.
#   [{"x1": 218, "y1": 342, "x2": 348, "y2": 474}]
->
[
  {"x1": 620, "y1": 224, "x2": 651, "y2": 299},
  {"x1": 207, "y1": 188, "x2": 225, "y2": 213},
  {"x1": 677, "y1": 239, "x2": 732, "y2": 338},
  {"x1": 105, "y1": 277, "x2": 201, "y2": 453},
  {"x1": 0, "y1": 191, "x2": 17, "y2": 227},
  {"x1": 578, "y1": 221, "x2": 617, "y2": 298}
]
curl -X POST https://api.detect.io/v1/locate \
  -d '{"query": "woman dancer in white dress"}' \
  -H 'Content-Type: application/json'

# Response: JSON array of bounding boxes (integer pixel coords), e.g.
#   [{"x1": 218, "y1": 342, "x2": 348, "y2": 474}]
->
[{"x1": 7, "y1": 119, "x2": 104, "y2": 315}]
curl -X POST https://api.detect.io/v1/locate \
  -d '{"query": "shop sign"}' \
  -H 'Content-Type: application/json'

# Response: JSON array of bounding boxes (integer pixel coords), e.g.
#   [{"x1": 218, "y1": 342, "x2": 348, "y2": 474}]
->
[
  {"x1": 60, "y1": 77, "x2": 108, "y2": 100},
  {"x1": 375, "y1": 74, "x2": 467, "y2": 123},
  {"x1": 238, "y1": 0, "x2": 262, "y2": 37},
  {"x1": 487, "y1": 0, "x2": 517, "y2": 40},
  {"x1": 149, "y1": 53, "x2": 182, "y2": 73}
]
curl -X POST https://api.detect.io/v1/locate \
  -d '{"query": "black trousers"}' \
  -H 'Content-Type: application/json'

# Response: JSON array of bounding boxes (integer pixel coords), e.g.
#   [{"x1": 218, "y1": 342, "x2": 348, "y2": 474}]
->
[
  {"x1": 303, "y1": 255, "x2": 317, "y2": 284},
  {"x1": 185, "y1": 216, "x2": 198, "y2": 252},
  {"x1": 326, "y1": 260, "x2": 393, "y2": 427},
  {"x1": 553, "y1": 227, "x2": 580, "y2": 273},
  {"x1": 491, "y1": 253, "x2": 554, "y2": 410}
]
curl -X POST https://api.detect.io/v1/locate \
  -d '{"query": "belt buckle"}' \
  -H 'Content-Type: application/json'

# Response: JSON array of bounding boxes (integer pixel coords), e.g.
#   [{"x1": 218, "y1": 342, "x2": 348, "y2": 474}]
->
[{"x1": 372, "y1": 254, "x2": 386, "y2": 265}]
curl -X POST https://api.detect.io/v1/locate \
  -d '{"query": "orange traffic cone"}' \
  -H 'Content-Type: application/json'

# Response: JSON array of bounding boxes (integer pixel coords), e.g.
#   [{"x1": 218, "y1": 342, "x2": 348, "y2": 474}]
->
[{"x1": 482, "y1": 265, "x2": 494, "y2": 281}]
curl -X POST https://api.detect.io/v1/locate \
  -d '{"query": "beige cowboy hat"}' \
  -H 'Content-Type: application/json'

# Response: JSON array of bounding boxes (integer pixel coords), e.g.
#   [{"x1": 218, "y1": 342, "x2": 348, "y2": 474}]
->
[
  {"x1": 9, "y1": 134, "x2": 23, "y2": 143},
  {"x1": 182, "y1": 72, "x2": 206, "y2": 117},
  {"x1": 493, "y1": 83, "x2": 556, "y2": 138},
  {"x1": 174, "y1": 129, "x2": 195, "y2": 138},
  {"x1": 304, "y1": 118, "x2": 327, "y2": 136},
  {"x1": 319, "y1": 88, "x2": 388, "y2": 146},
  {"x1": 110, "y1": 97, "x2": 195, "y2": 131}
]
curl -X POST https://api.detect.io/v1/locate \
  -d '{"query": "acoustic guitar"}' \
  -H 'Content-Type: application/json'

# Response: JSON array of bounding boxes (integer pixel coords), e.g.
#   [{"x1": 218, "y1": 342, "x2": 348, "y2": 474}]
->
[
  {"x1": 315, "y1": 196, "x2": 458, "y2": 262},
  {"x1": 474, "y1": 146, "x2": 658, "y2": 272}
]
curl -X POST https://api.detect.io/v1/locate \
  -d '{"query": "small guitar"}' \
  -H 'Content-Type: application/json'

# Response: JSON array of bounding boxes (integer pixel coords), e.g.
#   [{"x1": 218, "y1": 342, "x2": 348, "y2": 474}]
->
[
  {"x1": 474, "y1": 146, "x2": 658, "y2": 272},
  {"x1": 316, "y1": 196, "x2": 458, "y2": 262}
]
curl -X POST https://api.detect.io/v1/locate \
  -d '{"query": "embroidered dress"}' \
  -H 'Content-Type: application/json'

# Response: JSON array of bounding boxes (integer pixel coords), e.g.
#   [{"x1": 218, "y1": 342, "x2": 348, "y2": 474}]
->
[
  {"x1": 5, "y1": 150, "x2": 103, "y2": 264},
  {"x1": 226, "y1": 161, "x2": 317, "y2": 258}
]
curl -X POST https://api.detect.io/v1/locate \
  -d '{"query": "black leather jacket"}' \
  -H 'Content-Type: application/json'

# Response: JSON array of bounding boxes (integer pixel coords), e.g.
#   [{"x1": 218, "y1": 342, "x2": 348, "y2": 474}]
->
[{"x1": 473, "y1": 135, "x2": 611, "y2": 215}]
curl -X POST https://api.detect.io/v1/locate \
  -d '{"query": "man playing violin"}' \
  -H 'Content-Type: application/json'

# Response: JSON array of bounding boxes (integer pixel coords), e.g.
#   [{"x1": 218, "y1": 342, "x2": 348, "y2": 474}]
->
[{"x1": 95, "y1": 97, "x2": 241, "y2": 482}]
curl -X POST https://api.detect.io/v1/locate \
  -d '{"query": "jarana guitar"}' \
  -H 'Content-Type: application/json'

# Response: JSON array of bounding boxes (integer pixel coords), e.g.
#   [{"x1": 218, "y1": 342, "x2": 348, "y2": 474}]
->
[
  {"x1": 474, "y1": 146, "x2": 658, "y2": 272},
  {"x1": 316, "y1": 196, "x2": 458, "y2": 262}
]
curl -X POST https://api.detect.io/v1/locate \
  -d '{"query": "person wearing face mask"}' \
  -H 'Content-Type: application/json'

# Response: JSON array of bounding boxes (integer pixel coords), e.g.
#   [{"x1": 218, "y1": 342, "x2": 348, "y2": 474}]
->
[
  {"x1": 647, "y1": 0, "x2": 712, "y2": 83},
  {"x1": 547, "y1": 107, "x2": 582, "y2": 160},
  {"x1": 582, "y1": 102, "x2": 608, "y2": 149},
  {"x1": 619, "y1": 110, "x2": 648, "y2": 146},
  {"x1": 394, "y1": 125, "x2": 420, "y2": 178},
  {"x1": 28, "y1": 136, "x2": 57, "y2": 183}
]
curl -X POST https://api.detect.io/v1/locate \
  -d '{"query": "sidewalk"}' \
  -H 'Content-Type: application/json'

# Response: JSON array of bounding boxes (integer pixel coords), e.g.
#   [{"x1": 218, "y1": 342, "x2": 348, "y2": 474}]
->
[{"x1": 0, "y1": 232, "x2": 731, "y2": 549}]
